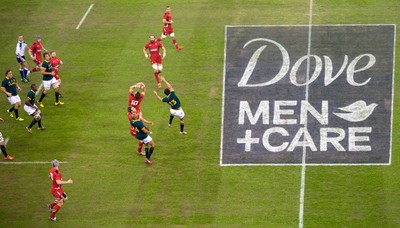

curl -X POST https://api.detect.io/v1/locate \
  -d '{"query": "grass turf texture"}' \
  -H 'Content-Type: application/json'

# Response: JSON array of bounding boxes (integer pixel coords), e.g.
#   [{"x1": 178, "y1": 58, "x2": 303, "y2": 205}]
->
[{"x1": 0, "y1": 0, "x2": 399, "y2": 227}]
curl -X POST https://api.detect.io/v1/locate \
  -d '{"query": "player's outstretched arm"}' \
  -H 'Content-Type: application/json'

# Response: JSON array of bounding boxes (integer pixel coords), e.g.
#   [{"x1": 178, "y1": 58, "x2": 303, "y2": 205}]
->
[
  {"x1": 153, "y1": 91, "x2": 163, "y2": 101},
  {"x1": 141, "y1": 116, "x2": 154, "y2": 125},
  {"x1": 56, "y1": 178, "x2": 73, "y2": 185},
  {"x1": 159, "y1": 76, "x2": 173, "y2": 91}
]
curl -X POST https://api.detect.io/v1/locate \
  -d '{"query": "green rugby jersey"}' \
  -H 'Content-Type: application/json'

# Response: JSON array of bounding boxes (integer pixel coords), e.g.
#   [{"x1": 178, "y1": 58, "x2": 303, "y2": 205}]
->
[
  {"x1": 162, "y1": 91, "x2": 181, "y2": 109},
  {"x1": 1, "y1": 77, "x2": 18, "y2": 96},
  {"x1": 41, "y1": 60, "x2": 53, "y2": 81}
]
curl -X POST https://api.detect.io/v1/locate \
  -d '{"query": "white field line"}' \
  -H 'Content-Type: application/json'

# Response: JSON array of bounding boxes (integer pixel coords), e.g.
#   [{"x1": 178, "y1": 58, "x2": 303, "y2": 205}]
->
[
  {"x1": 299, "y1": 0, "x2": 314, "y2": 227},
  {"x1": 76, "y1": 4, "x2": 94, "y2": 30},
  {"x1": 4, "y1": 137, "x2": 9, "y2": 146},
  {"x1": 35, "y1": 83, "x2": 43, "y2": 96},
  {"x1": 0, "y1": 161, "x2": 68, "y2": 165},
  {"x1": 220, "y1": 27, "x2": 228, "y2": 166}
]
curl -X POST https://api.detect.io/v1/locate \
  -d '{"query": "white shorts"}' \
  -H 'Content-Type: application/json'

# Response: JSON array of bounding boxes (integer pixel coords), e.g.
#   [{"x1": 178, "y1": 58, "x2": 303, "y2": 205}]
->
[
  {"x1": 53, "y1": 79, "x2": 61, "y2": 88},
  {"x1": 7, "y1": 95, "x2": 21, "y2": 105},
  {"x1": 170, "y1": 108, "x2": 185, "y2": 119},
  {"x1": 141, "y1": 135, "x2": 153, "y2": 144},
  {"x1": 152, "y1": 64, "x2": 163, "y2": 71},
  {"x1": 24, "y1": 104, "x2": 38, "y2": 115},
  {"x1": 43, "y1": 78, "x2": 58, "y2": 90},
  {"x1": 161, "y1": 33, "x2": 175, "y2": 38},
  {"x1": 0, "y1": 132, "x2": 3, "y2": 142}
]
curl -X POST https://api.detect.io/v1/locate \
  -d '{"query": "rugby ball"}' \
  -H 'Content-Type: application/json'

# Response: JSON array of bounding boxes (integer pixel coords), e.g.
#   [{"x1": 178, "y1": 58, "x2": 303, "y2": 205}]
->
[{"x1": 137, "y1": 82, "x2": 145, "y2": 89}]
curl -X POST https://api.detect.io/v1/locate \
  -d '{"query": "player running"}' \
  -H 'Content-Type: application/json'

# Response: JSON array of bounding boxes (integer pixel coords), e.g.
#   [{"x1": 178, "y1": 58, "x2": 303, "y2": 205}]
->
[
  {"x1": 48, "y1": 159, "x2": 73, "y2": 221},
  {"x1": 1, "y1": 70, "x2": 24, "y2": 121},
  {"x1": 28, "y1": 35, "x2": 48, "y2": 74},
  {"x1": 37, "y1": 52, "x2": 64, "y2": 107},
  {"x1": 49, "y1": 51, "x2": 64, "y2": 98},
  {"x1": 143, "y1": 35, "x2": 166, "y2": 89},
  {"x1": 158, "y1": 6, "x2": 184, "y2": 51}
]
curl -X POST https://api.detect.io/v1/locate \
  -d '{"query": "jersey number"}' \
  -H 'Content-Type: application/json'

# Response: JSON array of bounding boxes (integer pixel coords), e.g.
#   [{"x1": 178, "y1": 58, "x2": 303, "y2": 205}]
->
[{"x1": 168, "y1": 99, "x2": 177, "y2": 106}]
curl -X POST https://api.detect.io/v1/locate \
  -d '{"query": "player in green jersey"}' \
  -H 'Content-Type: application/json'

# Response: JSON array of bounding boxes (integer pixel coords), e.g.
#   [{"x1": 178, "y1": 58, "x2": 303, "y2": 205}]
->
[
  {"x1": 24, "y1": 84, "x2": 45, "y2": 133},
  {"x1": 1, "y1": 70, "x2": 24, "y2": 121},
  {"x1": 153, "y1": 76, "x2": 187, "y2": 135},
  {"x1": 130, "y1": 111, "x2": 155, "y2": 164},
  {"x1": 38, "y1": 52, "x2": 64, "y2": 107}
]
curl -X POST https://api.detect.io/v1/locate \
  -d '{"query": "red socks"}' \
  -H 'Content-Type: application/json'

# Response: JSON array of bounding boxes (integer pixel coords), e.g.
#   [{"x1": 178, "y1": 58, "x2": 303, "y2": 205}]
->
[
  {"x1": 50, "y1": 204, "x2": 61, "y2": 218},
  {"x1": 154, "y1": 72, "x2": 160, "y2": 83},
  {"x1": 173, "y1": 39, "x2": 178, "y2": 49},
  {"x1": 138, "y1": 141, "x2": 144, "y2": 153}
]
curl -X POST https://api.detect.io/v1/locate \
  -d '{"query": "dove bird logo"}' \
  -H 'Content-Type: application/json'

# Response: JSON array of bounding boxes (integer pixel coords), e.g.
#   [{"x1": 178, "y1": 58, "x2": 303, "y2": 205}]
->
[{"x1": 333, "y1": 101, "x2": 378, "y2": 122}]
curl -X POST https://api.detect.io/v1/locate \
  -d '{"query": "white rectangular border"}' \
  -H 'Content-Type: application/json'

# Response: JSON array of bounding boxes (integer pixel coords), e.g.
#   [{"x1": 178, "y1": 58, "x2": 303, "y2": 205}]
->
[{"x1": 220, "y1": 24, "x2": 396, "y2": 167}]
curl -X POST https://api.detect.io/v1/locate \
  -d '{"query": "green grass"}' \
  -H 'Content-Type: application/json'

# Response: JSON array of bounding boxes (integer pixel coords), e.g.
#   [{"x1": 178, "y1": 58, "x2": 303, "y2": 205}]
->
[{"x1": 0, "y1": 0, "x2": 399, "y2": 227}]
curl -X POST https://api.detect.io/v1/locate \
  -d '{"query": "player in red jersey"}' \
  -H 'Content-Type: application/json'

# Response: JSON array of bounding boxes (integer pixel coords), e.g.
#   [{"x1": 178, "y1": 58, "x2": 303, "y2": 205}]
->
[
  {"x1": 128, "y1": 83, "x2": 145, "y2": 116},
  {"x1": 158, "y1": 6, "x2": 184, "y2": 51},
  {"x1": 48, "y1": 159, "x2": 73, "y2": 221},
  {"x1": 28, "y1": 35, "x2": 48, "y2": 73},
  {"x1": 143, "y1": 35, "x2": 166, "y2": 89},
  {"x1": 49, "y1": 51, "x2": 63, "y2": 98},
  {"x1": 128, "y1": 83, "x2": 153, "y2": 155}
]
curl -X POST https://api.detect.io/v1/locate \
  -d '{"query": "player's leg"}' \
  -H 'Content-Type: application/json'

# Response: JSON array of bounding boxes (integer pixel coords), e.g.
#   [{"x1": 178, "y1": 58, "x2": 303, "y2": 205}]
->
[
  {"x1": 38, "y1": 81, "x2": 51, "y2": 107},
  {"x1": 157, "y1": 31, "x2": 167, "y2": 42},
  {"x1": 138, "y1": 141, "x2": 144, "y2": 155},
  {"x1": 49, "y1": 199, "x2": 63, "y2": 221},
  {"x1": 56, "y1": 78, "x2": 63, "y2": 98},
  {"x1": 22, "y1": 59, "x2": 30, "y2": 82},
  {"x1": 143, "y1": 137, "x2": 155, "y2": 164},
  {"x1": 179, "y1": 118, "x2": 187, "y2": 135},
  {"x1": 30, "y1": 59, "x2": 40, "y2": 73},
  {"x1": 12, "y1": 97, "x2": 23, "y2": 121},
  {"x1": 53, "y1": 80, "x2": 64, "y2": 105},
  {"x1": 16, "y1": 56, "x2": 25, "y2": 81},
  {"x1": 152, "y1": 63, "x2": 162, "y2": 88},
  {"x1": 170, "y1": 32, "x2": 183, "y2": 51},
  {"x1": 148, "y1": 140, "x2": 155, "y2": 159},
  {"x1": 7, "y1": 97, "x2": 14, "y2": 118},
  {"x1": 177, "y1": 109, "x2": 187, "y2": 135},
  {"x1": 49, "y1": 191, "x2": 67, "y2": 221},
  {"x1": 0, "y1": 133, "x2": 13, "y2": 160},
  {"x1": 168, "y1": 115, "x2": 174, "y2": 127}
]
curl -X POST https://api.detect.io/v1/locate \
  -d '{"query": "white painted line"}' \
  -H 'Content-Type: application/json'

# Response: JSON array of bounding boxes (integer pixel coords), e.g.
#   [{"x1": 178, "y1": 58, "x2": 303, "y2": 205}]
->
[
  {"x1": 4, "y1": 137, "x2": 9, "y2": 146},
  {"x1": 389, "y1": 25, "x2": 396, "y2": 166},
  {"x1": 76, "y1": 4, "x2": 94, "y2": 30},
  {"x1": 226, "y1": 24, "x2": 396, "y2": 27},
  {"x1": 298, "y1": 1, "x2": 314, "y2": 228},
  {"x1": 220, "y1": 26, "x2": 228, "y2": 166},
  {"x1": 35, "y1": 83, "x2": 43, "y2": 96},
  {"x1": 221, "y1": 163, "x2": 392, "y2": 166},
  {"x1": 0, "y1": 161, "x2": 68, "y2": 165}
]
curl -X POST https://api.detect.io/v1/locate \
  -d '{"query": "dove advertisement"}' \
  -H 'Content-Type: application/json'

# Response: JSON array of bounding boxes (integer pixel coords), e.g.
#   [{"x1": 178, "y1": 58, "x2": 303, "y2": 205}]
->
[{"x1": 221, "y1": 25, "x2": 395, "y2": 165}]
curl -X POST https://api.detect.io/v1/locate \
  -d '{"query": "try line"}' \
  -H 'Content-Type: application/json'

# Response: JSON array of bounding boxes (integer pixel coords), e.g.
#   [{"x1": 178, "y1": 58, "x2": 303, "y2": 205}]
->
[
  {"x1": 76, "y1": 4, "x2": 94, "y2": 30},
  {"x1": 0, "y1": 161, "x2": 68, "y2": 165}
]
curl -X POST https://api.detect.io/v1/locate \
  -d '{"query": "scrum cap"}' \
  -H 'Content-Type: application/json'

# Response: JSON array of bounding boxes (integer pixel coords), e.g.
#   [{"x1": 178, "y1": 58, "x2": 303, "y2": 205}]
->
[{"x1": 52, "y1": 159, "x2": 60, "y2": 167}]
